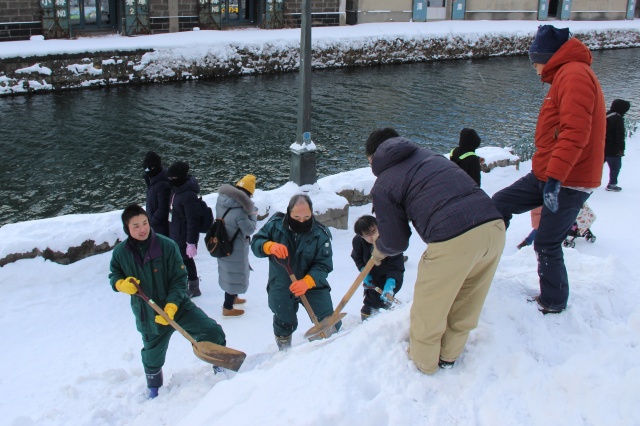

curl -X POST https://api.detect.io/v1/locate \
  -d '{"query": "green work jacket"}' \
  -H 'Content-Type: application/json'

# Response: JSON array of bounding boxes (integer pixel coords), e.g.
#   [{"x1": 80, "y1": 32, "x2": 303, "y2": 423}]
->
[
  {"x1": 109, "y1": 231, "x2": 193, "y2": 335},
  {"x1": 251, "y1": 213, "x2": 333, "y2": 291}
]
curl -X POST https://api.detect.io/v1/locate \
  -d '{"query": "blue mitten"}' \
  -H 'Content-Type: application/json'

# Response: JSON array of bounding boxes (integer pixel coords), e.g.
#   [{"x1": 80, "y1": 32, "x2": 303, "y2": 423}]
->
[
  {"x1": 363, "y1": 273, "x2": 374, "y2": 288},
  {"x1": 543, "y1": 178, "x2": 561, "y2": 213},
  {"x1": 359, "y1": 266, "x2": 374, "y2": 288},
  {"x1": 380, "y1": 278, "x2": 396, "y2": 302}
]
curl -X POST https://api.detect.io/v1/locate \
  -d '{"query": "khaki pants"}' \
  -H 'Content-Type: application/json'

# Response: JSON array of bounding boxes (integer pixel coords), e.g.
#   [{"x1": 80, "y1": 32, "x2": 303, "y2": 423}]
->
[{"x1": 409, "y1": 219, "x2": 505, "y2": 374}]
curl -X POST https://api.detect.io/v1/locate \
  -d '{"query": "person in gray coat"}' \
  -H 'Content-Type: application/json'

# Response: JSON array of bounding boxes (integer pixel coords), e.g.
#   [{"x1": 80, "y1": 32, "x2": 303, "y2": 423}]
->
[{"x1": 216, "y1": 174, "x2": 258, "y2": 318}]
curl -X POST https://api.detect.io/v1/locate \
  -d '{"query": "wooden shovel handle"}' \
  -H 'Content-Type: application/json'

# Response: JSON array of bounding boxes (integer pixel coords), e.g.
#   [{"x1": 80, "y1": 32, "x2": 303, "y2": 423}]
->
[
  {"x1": 130, "y1": 279, "x2": 199, "y2": 346},
  {"x1": 333, "y1": 256, "x2": 376, "y2": 316},
  {"x1": 288, "y1": 273, "x2": 327, "y2": 339}
]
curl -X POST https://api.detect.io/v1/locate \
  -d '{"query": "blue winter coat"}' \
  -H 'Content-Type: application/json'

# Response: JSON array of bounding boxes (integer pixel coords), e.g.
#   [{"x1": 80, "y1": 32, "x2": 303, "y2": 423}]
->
[
  {"x1": 370, "y1": 137, "x2": 502, "y2": 254},
  {"x1": 145, "y1": 168, "x2": 171, "y2": 236},
  {"x1": 169, "y1": 176, "x2": 201, "y2": 247}
]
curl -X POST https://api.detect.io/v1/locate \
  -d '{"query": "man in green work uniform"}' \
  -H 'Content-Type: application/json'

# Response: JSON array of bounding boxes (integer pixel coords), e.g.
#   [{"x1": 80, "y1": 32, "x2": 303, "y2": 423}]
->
[
  {"x1": 109, "y1": 204, "x2": 226, "y2": 399},
  {"x1": 251, "y1": 194, "x2": 340, "y2": 350}
]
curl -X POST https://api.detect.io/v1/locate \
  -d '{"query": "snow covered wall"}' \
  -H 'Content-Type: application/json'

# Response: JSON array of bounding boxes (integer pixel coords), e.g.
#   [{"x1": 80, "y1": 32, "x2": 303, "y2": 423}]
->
[{"x1": 1, "y1": 25, "x2": 639, "y2": 96}]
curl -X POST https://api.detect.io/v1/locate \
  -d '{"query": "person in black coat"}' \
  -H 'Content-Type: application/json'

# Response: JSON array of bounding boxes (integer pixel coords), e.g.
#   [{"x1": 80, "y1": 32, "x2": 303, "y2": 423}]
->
[
  {"x1": 351, "y1": 215, "x2": 404, "y2": 321},
  {"x1": 142, "y1": 151, "x2": 171, "y2": 237},
  {"x1": 604, "y1": 99, "x2": 631, "y2": 192},
  {"x1": 449, "y1": 128, "x2": 482, "y2": 187},
  {"x1": 167, "y1": 161, "x2": 202, "y2": 297}
]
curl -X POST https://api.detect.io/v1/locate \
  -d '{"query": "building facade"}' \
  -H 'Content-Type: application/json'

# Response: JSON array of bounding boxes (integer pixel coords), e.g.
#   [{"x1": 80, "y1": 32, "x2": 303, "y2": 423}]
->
[{"x1": 1, "y1": 0, "x2": 637, "y2": 42}]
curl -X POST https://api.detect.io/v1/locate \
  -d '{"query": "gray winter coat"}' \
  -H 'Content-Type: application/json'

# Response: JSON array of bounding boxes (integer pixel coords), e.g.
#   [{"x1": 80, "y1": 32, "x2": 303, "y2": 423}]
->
[{"x1": 215, "y1": 184, "x2": 257, "y2": 294}]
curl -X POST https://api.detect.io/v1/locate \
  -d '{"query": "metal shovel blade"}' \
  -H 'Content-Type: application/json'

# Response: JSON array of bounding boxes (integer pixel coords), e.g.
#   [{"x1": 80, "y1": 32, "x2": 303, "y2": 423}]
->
[
  {"x1": 131, "y1": 279, "x2": 247, "y2": 372},
  {"x1": 192, "y1": 342, "x2": 247, "y2": 372},
  {"x1": 304, "y1": 312, "x2": 347, "y2": 339}
]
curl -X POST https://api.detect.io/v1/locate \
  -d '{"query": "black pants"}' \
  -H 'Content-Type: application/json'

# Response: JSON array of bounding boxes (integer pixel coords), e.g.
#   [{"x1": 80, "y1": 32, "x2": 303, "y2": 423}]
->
[
  {"x1": 178, "y1": 244, "x2": 198, "y2": 281},
  {"x1": 605, "y1": 156, "x2": 622, "y2": 185},
  {"x1": 492, "y1": 172, "x2": 590, "y2": 310},
  {"x1": 223, "y1": 292, "x2": 236, "y2": 310}
]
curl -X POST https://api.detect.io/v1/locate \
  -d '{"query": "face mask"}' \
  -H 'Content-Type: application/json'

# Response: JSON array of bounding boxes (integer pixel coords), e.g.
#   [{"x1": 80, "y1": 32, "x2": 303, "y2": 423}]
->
[
  {"x1": 144, "y1": 166, "x2": 161, "y2": 178},
  {"x1": 288, "y1": 216, "x2": 313, "y2": 234},
  {"x1": 168, "y1": 176, "x2": 186, "y2": 187}
]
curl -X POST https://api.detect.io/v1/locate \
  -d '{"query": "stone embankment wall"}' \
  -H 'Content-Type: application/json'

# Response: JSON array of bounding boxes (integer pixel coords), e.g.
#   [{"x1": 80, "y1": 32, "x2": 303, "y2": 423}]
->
[{"x1": 2, "y1": 29, "x2": 640, "y2": 96}]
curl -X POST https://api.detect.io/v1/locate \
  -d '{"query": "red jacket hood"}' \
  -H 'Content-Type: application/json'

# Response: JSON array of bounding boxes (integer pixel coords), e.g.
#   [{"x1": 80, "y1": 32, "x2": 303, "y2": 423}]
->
[{"x1": 541, "y1": 38, "x2": 592, "y2": 84}]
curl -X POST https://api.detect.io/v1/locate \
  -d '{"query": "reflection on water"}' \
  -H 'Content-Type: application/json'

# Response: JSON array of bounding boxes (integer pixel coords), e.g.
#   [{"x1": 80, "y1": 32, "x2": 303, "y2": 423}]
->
[{"x1": 1, "y1": 48, "x2": 639, "y2": 225}]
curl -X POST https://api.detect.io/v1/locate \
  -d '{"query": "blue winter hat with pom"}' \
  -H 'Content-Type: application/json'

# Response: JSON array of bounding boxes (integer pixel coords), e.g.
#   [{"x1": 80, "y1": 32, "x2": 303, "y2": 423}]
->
[{"x1": 529, "y1": 25, "x2": 570, "y2": 65}]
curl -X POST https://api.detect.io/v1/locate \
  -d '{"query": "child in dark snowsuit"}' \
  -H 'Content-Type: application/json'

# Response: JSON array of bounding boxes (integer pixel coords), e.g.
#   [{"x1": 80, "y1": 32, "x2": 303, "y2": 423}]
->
[
  {"x1": 450, "y1": 128, "x2": 482, "y2": 186},
  {"x1": 351, "y1": 215, "x2": 405, "y2": 321},
  {"x1": 604, "y1": 99, "x2": 631, "y2": 192}
]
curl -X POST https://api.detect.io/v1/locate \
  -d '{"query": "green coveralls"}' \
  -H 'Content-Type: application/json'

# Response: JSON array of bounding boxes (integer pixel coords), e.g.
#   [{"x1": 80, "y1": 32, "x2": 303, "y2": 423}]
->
[
  {"x1": 251, "y1": 213, "x2": 340, "y2": 338},
  {"x1": 109, "y1": 232, "x2": 225, "y2": 373}
]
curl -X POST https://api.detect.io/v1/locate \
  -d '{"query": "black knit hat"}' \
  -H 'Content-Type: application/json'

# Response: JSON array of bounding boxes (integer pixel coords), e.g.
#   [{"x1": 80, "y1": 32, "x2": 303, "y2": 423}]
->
[
  {"x1": 459, "y1": 128, "x2": 481, "y2": 152},
  {"x1": 529, "y1": 25, "x2": 570, "y2": 65},
  {"x1": 167, "y1": 161, "x2": 189, "y2": 186},
  {"x1": 142, "y1": 151, "x2": 162, "y2": 173}
]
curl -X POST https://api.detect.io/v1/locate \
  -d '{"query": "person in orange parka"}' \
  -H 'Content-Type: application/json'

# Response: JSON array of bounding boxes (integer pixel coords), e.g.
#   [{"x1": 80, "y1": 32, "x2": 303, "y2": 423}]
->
[{"x1": 492, "y1": 25, "x2": 606, "y2": 314}]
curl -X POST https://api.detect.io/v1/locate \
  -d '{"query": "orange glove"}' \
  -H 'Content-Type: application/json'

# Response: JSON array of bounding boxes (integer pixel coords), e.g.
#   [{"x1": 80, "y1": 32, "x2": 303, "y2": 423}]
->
[
  {"x1": 264, "y1": 241, "x2": 289, "y2": 259},
  {"x1": 115, "y1": 277, "x2": 140, "y2": 295},
  {"x1": 155, "y1": 303, "x2": 178, "y2": 325},
  {"x1": 289, "y1": 275, "x2": 316, "y2": 296}
]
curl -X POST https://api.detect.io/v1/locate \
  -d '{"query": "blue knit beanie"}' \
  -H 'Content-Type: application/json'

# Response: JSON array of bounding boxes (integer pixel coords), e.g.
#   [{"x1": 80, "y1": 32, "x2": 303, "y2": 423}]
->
[{"x1": 529, "y1": 25, "x2": 570, "y2": 65}]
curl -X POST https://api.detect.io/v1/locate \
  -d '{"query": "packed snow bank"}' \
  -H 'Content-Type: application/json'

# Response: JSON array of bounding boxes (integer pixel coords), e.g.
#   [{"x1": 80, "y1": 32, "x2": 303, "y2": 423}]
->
[{"x1": 2, "y1": 21, "x2": 639, "y2": 96}]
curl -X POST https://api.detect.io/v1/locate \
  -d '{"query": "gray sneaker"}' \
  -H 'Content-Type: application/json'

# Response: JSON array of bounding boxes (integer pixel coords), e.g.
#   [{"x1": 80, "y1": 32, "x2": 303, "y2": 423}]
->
[{"x1": 606, "y1": 184, "x2": 622, "y2": 192}]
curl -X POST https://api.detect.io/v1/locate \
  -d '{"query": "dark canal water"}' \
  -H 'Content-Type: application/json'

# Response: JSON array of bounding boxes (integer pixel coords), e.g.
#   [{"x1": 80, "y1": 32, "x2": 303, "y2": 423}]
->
[{"x1": 1, "y1": 48, "x2": 639, "y2": 226}]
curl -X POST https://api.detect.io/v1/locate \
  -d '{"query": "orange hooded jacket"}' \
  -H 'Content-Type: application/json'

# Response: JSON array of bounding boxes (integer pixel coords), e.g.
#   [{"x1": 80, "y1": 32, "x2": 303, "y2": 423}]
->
[{"x1": 532, "y1": 38, "x2": 606, "y2": 188}]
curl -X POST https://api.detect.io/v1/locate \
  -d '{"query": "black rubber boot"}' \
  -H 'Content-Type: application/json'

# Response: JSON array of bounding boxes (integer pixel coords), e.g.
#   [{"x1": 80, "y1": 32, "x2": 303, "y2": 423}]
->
[
  {"x1": 186, "y1": 279, "x2": 201, "y2": 298},
  {"x1": 146, "y1": 368, "x2": 163, "y2": 399},
  {"x1": 275, "y1": 335, "x2": 292, "y2": 351}
]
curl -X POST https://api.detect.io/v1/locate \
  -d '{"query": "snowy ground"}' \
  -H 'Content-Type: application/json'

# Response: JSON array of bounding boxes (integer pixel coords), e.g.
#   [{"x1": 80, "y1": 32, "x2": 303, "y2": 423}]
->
[{"x1": 2, "y1": 131, "x2": 639, "y2": 425}]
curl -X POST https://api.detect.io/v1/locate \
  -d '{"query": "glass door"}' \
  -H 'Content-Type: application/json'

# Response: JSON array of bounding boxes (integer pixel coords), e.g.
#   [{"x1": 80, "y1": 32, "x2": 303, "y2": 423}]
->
[
  {"x1": 222, "y1": 0, "x2": 257, "y2": 25},
  {"x1": 70, "y1": 0, "x2": 116, "y2": 30}
]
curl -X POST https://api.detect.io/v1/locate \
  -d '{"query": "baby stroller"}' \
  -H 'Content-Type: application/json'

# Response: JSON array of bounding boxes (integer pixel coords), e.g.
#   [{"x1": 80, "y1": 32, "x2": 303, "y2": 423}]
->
[{"x1": 563, "y1": 202, "x2": 596, "y2": 248}]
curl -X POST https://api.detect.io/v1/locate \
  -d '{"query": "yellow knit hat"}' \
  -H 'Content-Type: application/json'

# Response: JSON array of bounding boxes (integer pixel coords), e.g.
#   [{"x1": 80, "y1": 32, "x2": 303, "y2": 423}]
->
[{"x1": 236, "y1": 174, "x2": 256, "y2": 195}]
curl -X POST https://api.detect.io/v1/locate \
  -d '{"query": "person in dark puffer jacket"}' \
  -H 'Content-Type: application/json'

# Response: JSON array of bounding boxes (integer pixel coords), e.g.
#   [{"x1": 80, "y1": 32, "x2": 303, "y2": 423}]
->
[
  {"x1": 604, "y1": 99, "x2": 631, "y2": 192},
  {"x1": 167, "y1": 161, "x2": 202, "y2": 298},
  {"x1": 142, "y1": 151, "x2": 171, "y2": 237},
  {"x1": 450, "y1": 128, "x2": 482, "y2": 186},
  {"x1": 365, "y1": 127, "x2": 505, "y2": 375}
]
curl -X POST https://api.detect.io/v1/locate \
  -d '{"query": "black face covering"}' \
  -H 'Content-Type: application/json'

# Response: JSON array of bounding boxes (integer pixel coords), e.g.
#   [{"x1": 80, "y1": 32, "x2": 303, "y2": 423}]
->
[
  {"x1": 287, "y1": 216, "x2": 313, "y2": 234},
  {"x1": 144, "y1": 166, "x2": 161, "y2": 178},
  {"x1": 168, "y1": 176, "x2": 187, "y2": 187}
]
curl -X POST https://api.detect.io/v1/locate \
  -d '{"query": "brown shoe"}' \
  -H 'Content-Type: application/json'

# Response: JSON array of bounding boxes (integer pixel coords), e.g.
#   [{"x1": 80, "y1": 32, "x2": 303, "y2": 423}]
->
[
  {"x1": 222, "y1": 307, "x2": 245, "y2": 318},
  {"x1": 233, "y1": 296, "x2": 246, "y2": 305}
]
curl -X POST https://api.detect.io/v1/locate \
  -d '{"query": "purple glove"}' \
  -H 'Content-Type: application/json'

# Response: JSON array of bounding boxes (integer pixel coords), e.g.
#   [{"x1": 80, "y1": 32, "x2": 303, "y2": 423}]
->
[{"x1": 186, "y1": 243, "x2": 197, "y2": 258}]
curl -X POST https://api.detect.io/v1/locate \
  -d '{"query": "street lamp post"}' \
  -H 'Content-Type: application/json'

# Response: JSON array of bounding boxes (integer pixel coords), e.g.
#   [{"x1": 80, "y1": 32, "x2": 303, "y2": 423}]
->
[{"x1": 289, "y1": 0, "x2": 316, "y2": 186}]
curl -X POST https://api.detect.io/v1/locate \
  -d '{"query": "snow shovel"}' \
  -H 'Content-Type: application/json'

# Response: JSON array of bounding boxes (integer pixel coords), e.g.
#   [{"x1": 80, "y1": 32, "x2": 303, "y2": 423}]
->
[
  {"x1": 304, "y1": 257, "x2": 376, "y2": 339},
  {"x1": 373, "y1": 286, "x2": 402, "y2": 305},
  {"x1": 131, "y1": 279, "x2": 246, "y2": 372},
  {"x1": 285, "y1": 272, "x2": 329, "y2": 340}
]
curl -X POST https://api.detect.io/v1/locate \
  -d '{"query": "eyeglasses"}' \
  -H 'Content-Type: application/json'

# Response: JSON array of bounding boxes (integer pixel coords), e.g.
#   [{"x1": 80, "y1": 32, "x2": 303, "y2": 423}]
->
[{"x1": 360, "y1": 230, "x2": 378, "y2": 239}]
